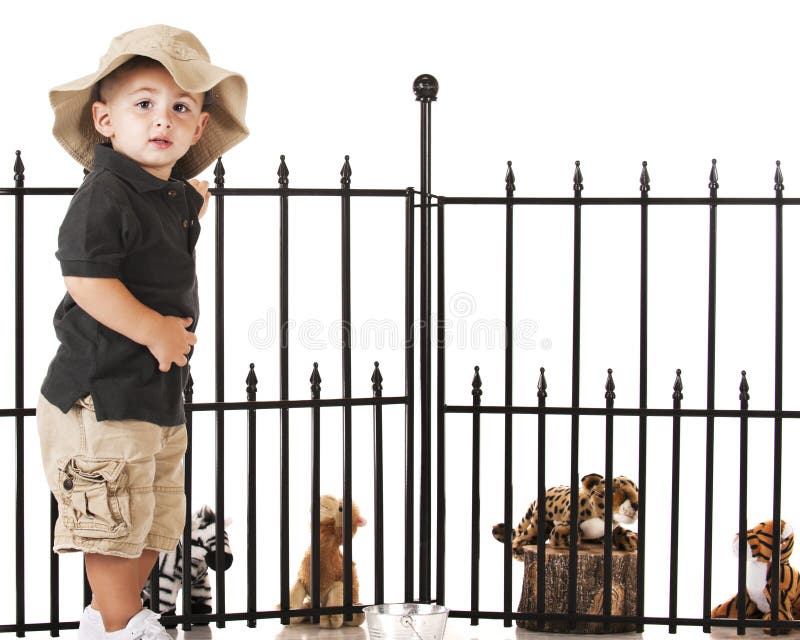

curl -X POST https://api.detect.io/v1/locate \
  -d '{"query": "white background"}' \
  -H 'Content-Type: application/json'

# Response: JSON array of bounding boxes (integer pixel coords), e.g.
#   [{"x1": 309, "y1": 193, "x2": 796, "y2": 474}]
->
[{"x1": 1, "y1": 0, "x2": 799, "y2": 632}]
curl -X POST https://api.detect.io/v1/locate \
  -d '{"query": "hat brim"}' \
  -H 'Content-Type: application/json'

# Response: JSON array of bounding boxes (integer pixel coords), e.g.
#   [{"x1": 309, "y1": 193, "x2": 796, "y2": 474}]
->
[{"x1": 50, "y1": 52, "x2": 248, "y2": 178}]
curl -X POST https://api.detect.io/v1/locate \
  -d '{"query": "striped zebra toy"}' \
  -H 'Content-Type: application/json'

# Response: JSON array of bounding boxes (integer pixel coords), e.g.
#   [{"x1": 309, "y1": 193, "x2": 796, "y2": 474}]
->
[{"x1": 142, "y1": 505, "x2": 233, "y2": 623}]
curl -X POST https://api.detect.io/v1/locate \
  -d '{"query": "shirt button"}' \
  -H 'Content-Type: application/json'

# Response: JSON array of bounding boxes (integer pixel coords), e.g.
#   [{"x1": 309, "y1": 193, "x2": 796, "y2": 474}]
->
[
  {"x1": 167, "y1": 189, "x2": 178, "y2": 198},
  {"x1": 63, "y1": 477, "x2": 73, "y2": 491},
  {"x1": 182, "y1": 219, "x2": 190, "y2": 229}
]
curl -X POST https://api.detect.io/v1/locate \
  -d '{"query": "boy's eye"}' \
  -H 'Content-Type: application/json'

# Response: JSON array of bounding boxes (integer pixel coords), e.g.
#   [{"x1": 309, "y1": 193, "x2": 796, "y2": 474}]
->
[
  {"x1": 174, "y1": 103, "x2": 189, "y2": 113},
  {"x1": 135, "y1": 100, "x2": 152, "y2": 109}
]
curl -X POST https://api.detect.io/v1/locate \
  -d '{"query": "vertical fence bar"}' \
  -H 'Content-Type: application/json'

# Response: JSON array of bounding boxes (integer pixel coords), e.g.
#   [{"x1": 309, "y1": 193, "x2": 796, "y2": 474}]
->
[
  {"x1": 213, "y1": 157, "x2": 227, "y2": 627},
  {"x1": 372, "y1": 363, "x2": 385, "y2": 604},
  {"x1": 310, "y1": 363, "x2": 321, "y2": 624},
  {"x1": 182, "y1": 375, "x2": 194, "y2": 630},
  {"x1": 404, "y1": 185, "x2": 415, "y2": 603},
  {"x1": 503, "y1": 161, "x2": 515, "y2": 627},
  {"x1": 246, "y1": 364, "x2": 258, "y2": 628},
  {"x1": 340, "y1": 157, "x2": 354, "y2": 621},
  {"x1": 414, "y1": 74, "x2": 438, "y2": 603},
  {"x1": 637, "y1": 160, "x2": 650, "y2": 633},
  {"x1": 435, "y1": 197, "x2": 446, "y2": 606},
  {"x1": 568, "y1": 160, "x2": 584, "y2": 631},
  {"x1": 603, "y1": 369, "x2": 615, "y2": 633},
  {"x1": 702, "y1": 159, "x2": 718, "y2": 632},
  {"x1": 668, "y1": 370, "x2": 683, "y2": 634},
  {"x1": 769, "y1": 161, "x2": 784, "y2": 636},
  {"x1": 13, "y1": 150, "x2": 25, "y2": 638},
  {"x1": 536, "y1": 368, "x2": 547, "y2": 631},
  {"x1": 278, "y1": 155, "x2": 291, "y2": 624},
  {"x1": 470, "y1": 367, "x2": 482, "y2": 626},
  {"x1": 737, "y1": 371, "x2": 749, "y2": 636}
]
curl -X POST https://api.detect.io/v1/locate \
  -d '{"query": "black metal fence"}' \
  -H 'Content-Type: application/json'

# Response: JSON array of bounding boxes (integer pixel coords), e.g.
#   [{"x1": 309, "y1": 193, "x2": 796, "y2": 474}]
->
[{"x1": 1, "y1": 74, "x2": 799, "y2": 635}]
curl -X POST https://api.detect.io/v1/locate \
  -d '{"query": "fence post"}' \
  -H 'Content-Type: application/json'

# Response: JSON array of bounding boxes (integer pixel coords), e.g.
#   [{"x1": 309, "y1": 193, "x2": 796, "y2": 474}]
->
[
  {"x1": 503, "y1": 161, "x2": 515, "y2": 627},
  {"x1": 181, "y1": 374, "x2": 194, "y2": 630},
  {"x1": 568, "y1": 159, "x2": 584, "y2": 632},
  {"x1": 470, "y1": 366, "x2": 482, "y2": 625},
  {"x1": 340, "y1": 156, "x2": 354, "y2": 623},
  {"x1": 701, "y1": 158, "x2": 719, "y2": 632},
  {"x1": 603, "y1": 369, "x2": 616, "y2": 633},
  {"x1": 372, "y1": 362, "x2": 385, "y2": 605},
  {"x1": 414, "y1": 73, "x2": 438, "y2": 603},
  {"x1": 536, "y1": 367, "x2": 547, "y2": 630},
  {"x1": 310, "y1": 363, "x2": 321, "y2": 623},
  {"x1": 668, "y1": 369, "x2": 683, "y2": 634},
  {"x1": 770, "y1": 161, "x2": 785, "y2": 636},
  {"x1": 636, "y1": 160, "x2": 650, "y2": 632},
  {"x1": 278, "y1": 154, "x2": 291, "y2": 624},
  {"x1": 246, "y1": 364, "x2": 258, "y2": 628},
  {"x1": 13, "y1": 150, "x2": 25, "y2": 639},
  {"x1": 736, "y1": 371, "x2": 749, "y2": 635}
]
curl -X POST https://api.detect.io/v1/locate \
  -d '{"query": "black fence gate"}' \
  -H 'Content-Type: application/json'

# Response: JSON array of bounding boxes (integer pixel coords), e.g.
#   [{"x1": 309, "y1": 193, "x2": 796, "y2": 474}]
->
[{"x1": 1, "y1": 74, "x2": 799, "y2": 636}]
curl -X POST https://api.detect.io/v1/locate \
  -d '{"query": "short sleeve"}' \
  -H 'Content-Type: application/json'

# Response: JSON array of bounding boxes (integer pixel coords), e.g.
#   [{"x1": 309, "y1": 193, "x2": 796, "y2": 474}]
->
[{"x1": 56, "y1": 173, "x2": 140, "y2": 278}]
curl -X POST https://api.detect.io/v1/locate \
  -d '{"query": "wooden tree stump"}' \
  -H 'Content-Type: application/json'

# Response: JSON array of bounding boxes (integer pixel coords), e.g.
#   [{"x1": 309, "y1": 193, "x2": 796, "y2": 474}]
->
[{"x1": 517, "y1": 544, "x2": 638, "y2": 633}]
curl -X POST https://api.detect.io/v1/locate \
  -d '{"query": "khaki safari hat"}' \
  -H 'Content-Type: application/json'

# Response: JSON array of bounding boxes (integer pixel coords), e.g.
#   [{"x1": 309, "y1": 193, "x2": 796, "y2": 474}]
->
[{"x1": 49, "y1": 24, "x2": 248, "y2": 178}]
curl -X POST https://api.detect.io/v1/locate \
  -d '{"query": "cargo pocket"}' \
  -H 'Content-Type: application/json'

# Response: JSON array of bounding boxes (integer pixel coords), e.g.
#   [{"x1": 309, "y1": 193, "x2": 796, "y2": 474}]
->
[{"x1": 57, "y1": 456, "x2": 131, "y2": 539}]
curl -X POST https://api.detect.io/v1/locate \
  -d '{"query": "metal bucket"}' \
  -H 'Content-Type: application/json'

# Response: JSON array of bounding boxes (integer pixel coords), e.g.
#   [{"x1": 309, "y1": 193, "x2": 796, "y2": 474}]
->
[{"x1": 363, "y1": 604, "x2": 449, "y2": 640}]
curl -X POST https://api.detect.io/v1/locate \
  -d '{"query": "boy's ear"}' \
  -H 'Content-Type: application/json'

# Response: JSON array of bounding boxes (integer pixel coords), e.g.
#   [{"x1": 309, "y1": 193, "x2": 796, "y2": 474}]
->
[
  {"x1": 192, "y1": 111, "x2": 210, "y2": 145},
  {"x1": 92, "y1": 101, "x2": 113, "y2": 138}
]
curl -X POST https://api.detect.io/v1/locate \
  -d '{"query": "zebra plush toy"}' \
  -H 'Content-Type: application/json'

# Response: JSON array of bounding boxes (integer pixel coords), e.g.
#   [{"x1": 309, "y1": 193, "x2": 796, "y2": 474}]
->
[{"x1": 142, "y1": 505, "x2": 233, "y2": 624}]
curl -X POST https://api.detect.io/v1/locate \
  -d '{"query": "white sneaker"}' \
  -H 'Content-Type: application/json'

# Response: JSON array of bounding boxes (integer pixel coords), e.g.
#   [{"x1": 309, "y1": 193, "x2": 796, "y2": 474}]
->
[
  {"x1": 103, "y1": 609, "x2": 171, "y2": 640},
  {"x1": 78, "y1": 605, "x2": 104, "y2": 640}
]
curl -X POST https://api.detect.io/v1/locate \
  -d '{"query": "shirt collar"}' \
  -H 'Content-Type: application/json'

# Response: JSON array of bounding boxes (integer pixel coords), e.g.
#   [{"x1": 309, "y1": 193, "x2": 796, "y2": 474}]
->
[{"x1": 92, "y1": 143, "x2": 181, "y2": 193}]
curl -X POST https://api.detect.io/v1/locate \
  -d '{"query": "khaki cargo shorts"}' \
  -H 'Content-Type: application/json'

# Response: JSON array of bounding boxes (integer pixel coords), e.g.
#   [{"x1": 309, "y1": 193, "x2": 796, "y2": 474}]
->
[{"x1": 37, "y1": 394, "x2": 187, "y2": 558}]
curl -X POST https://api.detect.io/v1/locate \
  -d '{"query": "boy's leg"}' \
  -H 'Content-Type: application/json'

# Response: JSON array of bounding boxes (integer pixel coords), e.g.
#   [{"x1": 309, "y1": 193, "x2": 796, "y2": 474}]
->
[
  {"x1": 90, "y1": 549, "x2": 157, "y2": 611},
  {"x1": 85, "y1": 554, "x2": 148, "y2": 632}
]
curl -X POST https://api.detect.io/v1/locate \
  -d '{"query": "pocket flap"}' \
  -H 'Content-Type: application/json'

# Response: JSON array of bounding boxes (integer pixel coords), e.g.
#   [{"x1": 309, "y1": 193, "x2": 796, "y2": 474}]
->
[{"x1": 62, "y1": 456, "x2": 126, "y2": 484}]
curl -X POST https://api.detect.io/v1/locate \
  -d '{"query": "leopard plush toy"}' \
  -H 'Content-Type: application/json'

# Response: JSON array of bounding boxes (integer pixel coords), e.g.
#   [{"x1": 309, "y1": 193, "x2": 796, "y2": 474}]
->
[
  {"x1": 712, "y1": 519, "x2": 800, "y2": 633},
  {"x1": 492, "y1": 473, "x2": 639, "y2": 559}
]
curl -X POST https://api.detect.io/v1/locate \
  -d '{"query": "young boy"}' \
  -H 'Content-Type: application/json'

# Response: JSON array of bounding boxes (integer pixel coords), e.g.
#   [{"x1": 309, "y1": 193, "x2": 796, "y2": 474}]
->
[{"x1": 39, "y1": 25, "x2": 248, "y2": 640}]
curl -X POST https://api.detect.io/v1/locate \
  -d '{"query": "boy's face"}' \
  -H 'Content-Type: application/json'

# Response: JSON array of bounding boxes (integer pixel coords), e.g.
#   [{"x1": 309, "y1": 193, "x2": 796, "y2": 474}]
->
[{"x1": 92, "y1": 65, "x2": 209, "y2": 180}]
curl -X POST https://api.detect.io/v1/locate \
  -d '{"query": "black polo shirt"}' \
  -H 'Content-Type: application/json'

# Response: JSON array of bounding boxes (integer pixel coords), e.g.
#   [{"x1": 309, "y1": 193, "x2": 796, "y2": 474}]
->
[{"x1": 41, "y1": 144, "x2": 203, "y2": 426}]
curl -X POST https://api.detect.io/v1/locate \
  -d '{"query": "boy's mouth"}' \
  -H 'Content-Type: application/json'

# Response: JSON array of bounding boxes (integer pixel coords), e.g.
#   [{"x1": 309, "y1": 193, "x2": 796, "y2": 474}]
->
[{"x1": 149, "y1": 137, "x2": 172, "y2": 149}]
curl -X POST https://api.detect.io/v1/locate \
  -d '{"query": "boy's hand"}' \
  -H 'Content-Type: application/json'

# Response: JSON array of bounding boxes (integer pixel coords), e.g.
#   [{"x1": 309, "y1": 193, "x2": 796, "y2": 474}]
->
[
  {"x1": 145, "y1": 316, "x2": 197, "y2": 372},
  {"x1": 188, "y1": 179, "x2": 211, "y2": 219}
]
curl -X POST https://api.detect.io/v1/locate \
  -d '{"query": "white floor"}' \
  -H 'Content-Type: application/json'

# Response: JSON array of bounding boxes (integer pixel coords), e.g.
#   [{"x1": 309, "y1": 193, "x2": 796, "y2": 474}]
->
[{"x1": 166, "y1": 618, "x2": 770, "y2": 640}]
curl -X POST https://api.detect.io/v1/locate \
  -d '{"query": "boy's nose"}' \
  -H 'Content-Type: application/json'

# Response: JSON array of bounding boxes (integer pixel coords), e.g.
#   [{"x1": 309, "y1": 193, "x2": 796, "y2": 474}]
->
[{"x1": 153, "y1": 111, "x2": 173, "y2": 129}]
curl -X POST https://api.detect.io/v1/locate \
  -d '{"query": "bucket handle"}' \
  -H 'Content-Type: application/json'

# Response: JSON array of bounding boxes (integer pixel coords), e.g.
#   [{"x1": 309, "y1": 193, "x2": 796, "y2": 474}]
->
[{"x1": 400, "y1": 614, "x2": 428, "y2": 640}]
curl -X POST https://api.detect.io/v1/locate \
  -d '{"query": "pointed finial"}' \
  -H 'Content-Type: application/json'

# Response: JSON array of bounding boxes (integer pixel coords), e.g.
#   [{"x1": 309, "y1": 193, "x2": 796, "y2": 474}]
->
[
  {"x1": 278, "y1": 155, "x2": 289, "y2": 187},
  {"x1": 709, "y1": 159, "x2": 719, "y2": 191},
  {"x1": 184, "y1": 372, "x2": 195, "y2": 401},
  {"x1": 341, "y1": 155, "x2": 352, "y2": 188},
  {"x1": 573, "y1": 160, "x2": 584, "y2": 192},
  {"x1": 371, "y1": 361, "x2": 383, "y2": 394},
  {"x1": 13, "y1": 150, "x2": 24, "y2": 184},
  {"x1": 310, "y1": 362, "x2": 321, "y2": 398},
  {"x1": 605, "y1": 368, "x2": 616, "y2": 400},
  {"x1": 775, "y1": 161, "x2": 784, "y2": 193},
  {"x1": 471, "y1": 365, "x2": 482, "y2": 398},
  {"x1": 739, "y1": 370, "x2": 749, "y2": 402},
  {"x1": 246, "y1": 363, "x2": 258, "y2": 401},
  {"x1": 672, "y1": 369, "x2": 683, "y2": 401},
  {"x1": 640, "y1": 161, "x2": 650, "y2": 193},
  {"x1": 505, "y1": 161, "x2": 516, "y2": 193},
  {"x1": 537, "y1": 367, "x2": 547, "y2": 400},
  {"x1": 214, "y1": 157, "x2": 225, "y2": 187},
  {"x1": 413, "y1": 74, "x2": 439, "y2": 102}
]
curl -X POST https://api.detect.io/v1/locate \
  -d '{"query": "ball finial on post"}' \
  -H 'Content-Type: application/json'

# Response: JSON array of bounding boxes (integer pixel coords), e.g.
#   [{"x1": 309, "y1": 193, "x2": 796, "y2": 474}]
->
[{"x1": 413, "y1": 74, "x2": 439, "y2": 102}]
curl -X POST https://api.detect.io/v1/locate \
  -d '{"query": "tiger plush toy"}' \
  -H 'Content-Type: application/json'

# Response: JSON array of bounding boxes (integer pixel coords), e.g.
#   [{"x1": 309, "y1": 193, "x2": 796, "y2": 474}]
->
[
  {"x1": 491, "y1": 473, "x2": 639, "y2": 559},
  {"x1": 712, "y1": 519, "x2": 800, "y2": 633}
]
